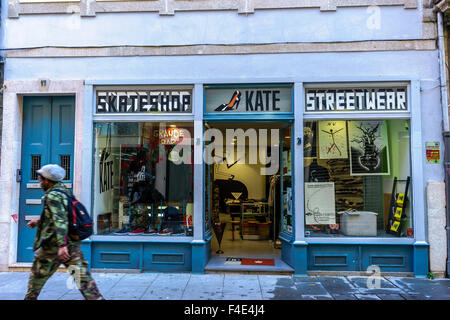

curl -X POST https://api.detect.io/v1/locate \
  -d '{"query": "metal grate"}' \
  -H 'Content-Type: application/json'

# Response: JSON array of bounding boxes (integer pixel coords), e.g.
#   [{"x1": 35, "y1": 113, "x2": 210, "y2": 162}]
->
[
  {"x1": 371, "y1": 256, "x2": 404, "y2": 267},
  {"x1": 60, "y1": 155, "x2": 70, "y2": 180},
  {"x1": 152, "y1": 253, "x2": 184, "y2": 264},
  {"x1": 314, "y1": 255, "x2": 347, "y2": 266},
  {"x1": 31, "y1": 155, "x2": 41, "y2": 180},
  {"x1": 100, "y1": 253, "x2": 130, "y2": 262}
]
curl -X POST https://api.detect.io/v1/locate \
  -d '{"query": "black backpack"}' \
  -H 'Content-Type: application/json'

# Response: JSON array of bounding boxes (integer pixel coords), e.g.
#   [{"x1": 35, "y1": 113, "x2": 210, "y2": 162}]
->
[{"x1": 53, "y1": 189, "x2": 93, "y2": 241}]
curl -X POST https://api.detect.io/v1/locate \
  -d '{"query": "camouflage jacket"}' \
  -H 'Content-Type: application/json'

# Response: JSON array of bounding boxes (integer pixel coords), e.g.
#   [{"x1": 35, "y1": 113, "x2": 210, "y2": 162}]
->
[{"x1": 33, "y1": 183, "x2": 73, "y2": 251}]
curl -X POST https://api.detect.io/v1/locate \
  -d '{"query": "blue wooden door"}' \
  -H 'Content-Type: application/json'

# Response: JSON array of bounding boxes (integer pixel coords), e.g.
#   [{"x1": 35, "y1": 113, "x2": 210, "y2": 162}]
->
[{"x1": 17, "y1": 96, "x2": 74, "y2": 262}]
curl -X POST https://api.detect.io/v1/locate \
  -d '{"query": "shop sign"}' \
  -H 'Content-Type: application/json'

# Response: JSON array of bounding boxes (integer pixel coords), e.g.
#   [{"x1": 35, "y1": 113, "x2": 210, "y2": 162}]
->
[
  {"x1": 305, "y1": 87, "x2": 408, "y2": 112},
  {"x1": 154, "y1": 127, "x2": 186, "y2": 145},
  {"x1": 426, "y1": 142, "x2": 440, "y2": 164},
  {"x1": 205, "y1": 87, "x2": 292, "y2": 114},
  {"x1": 96, "y1": 89, "x2": 192, "y2": 113}
]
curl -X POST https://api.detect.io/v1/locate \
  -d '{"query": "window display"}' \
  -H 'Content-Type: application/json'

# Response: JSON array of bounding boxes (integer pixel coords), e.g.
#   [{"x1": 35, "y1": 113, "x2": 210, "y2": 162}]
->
[
  {"x1": 303, "y1": 119, "x2": 412, "y2": 238},
  {"x1": 93, "y1": 122, "x2": 194, "y2": 236}
]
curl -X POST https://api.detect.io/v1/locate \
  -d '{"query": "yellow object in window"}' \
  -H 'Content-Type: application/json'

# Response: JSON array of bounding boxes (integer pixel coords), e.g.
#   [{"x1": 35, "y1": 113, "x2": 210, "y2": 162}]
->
[
  {"x1": 390, "y1": 221, "x2": 401, "y2": 232},
  {"x1": 396, "y1": 193, "x2": 405, "y2": 206},
  {"x1": 394, "y1": 207, "x2": 403, "y2": 220}
]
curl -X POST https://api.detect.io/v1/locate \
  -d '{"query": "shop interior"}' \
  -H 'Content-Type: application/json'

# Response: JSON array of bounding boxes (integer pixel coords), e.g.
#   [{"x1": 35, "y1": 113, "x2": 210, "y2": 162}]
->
[
  {"x1": 205, "y1": 122, "x2": 293, "y2": 263},
  {"x1": 303, "y1": 119, "x2": 413, "y2": 238}
]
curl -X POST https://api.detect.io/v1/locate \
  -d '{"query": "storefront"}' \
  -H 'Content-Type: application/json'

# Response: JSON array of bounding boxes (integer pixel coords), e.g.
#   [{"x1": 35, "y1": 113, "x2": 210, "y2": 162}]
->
[
  {"x1": 1, "y1": 2, "x2": 441, "y2": 278},
  {"x1": 78, "y1": 80, "x2": 428, "y2": 276},
  {"x1": 300, "y1": 82, "x2": 427, "y2": 275},
  {"x1": 203, "y1": 84, "x2": 294, "y2": 271},
  {"x1": 83, "y1": 85, "x2": 200, "y2": 272},
  {"x1": 83, "y1": 83, "x2": 297, "y2": 273}
]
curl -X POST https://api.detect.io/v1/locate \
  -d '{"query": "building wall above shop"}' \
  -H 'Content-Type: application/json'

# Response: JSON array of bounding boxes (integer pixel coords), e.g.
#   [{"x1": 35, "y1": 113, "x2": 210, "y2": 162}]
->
[{"x1": 3, "y1": 1, "x2": 431, "y2": 50}]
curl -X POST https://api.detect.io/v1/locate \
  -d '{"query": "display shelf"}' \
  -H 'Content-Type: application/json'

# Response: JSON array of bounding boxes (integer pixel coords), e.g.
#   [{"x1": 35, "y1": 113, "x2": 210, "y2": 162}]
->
[{"x1": 239, "y1": 202, "x2": 270, "y2": 240}]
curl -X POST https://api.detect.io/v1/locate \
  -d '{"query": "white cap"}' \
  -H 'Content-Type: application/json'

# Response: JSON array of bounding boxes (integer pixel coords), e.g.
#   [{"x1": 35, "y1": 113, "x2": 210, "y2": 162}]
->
[{"x1": 36, "y1": 164, "x2": 66, "y2": 182}]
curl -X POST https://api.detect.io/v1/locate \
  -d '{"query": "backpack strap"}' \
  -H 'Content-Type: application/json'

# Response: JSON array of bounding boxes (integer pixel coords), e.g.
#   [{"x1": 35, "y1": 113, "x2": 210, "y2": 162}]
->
[
  {"x1": 53, "y1": 189, "x2": 78, "y2": 227},
  {"x1": 52, "y1": 188, "x2": 72, "y2": 200},
  {"x1": 51, "y1": 189, "x2": 74, "y2": 208}
]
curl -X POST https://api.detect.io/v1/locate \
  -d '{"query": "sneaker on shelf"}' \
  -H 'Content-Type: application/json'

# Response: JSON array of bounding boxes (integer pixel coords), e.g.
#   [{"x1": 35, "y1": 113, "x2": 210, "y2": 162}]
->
[
  {"x1": 144, "y1": 228, "x2": 158, "y2": 235},
  {"x1": 128, "y1": 227, "x2": 145, "y2": 235},
  {"x1": 157, "y1": 228, "x2": 173, "y2": 235},
  {"x1": 113, "y1": 226, "x2": 131, "y2": 235}
]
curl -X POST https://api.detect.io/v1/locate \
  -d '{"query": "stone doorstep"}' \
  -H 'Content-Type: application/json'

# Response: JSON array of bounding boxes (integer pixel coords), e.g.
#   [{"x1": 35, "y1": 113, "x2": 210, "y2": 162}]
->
[
  {"x1": 9, "y1": 263, "x2": 67, "y2": 273},
  {"x1": 429, "y1": 272, "x2": 447, "y2": 279},
  {"x1": 205, "y1": 270, "x2": 294, "y2": 276},
  {"x1": 9, "y1": 267, "x2": 68, "y2": 273}
]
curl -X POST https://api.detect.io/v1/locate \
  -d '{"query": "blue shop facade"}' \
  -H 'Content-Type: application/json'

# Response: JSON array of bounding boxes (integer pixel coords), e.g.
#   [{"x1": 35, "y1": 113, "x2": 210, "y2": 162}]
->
[
  {"x1": 3, "y1": 4, "x2": 442, "y2": 278},
  {"x1": 13, "y1": 79, "x2": 429, "y2": 276}
]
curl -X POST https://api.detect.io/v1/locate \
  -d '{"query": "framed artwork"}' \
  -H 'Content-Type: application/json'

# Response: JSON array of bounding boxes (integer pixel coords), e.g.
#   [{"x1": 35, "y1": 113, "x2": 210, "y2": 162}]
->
[
  {"x1": 305, "y1": 182, "x2": 336, "y2": 225},
  {"x1": 318, "y1": 121, "x2": 348, "y2": 159},
  {"x1": 303, "y1": 121, "x2": 317, "y2": 158},
  {"x1": 348, "y1": 120, "x2": 390, "y2": 176}
]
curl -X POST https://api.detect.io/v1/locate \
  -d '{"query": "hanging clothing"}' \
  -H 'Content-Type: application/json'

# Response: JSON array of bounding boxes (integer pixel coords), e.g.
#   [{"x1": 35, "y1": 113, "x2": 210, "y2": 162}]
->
[
  {"x1": 268, "y1": 175, "x2": 280, "y2": 208},
  {"x1": 155, "y1": 144, "x2": 167, "y2": 198},
  {"x1": 168, "y1": 161, "x2": 192, "y2": 202}
]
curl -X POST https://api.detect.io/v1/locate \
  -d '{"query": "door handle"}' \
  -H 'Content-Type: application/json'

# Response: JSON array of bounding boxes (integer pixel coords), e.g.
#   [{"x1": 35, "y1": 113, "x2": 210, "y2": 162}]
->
[{"x1": 16, "y1": 169, "x2": 22, "y2": 182}]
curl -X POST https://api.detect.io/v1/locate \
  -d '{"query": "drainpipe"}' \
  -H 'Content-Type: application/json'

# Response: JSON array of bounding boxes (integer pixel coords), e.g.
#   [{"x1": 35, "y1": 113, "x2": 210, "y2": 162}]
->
[{"x1": 435, "y1": 1, "x2": 450, "y2": 277}]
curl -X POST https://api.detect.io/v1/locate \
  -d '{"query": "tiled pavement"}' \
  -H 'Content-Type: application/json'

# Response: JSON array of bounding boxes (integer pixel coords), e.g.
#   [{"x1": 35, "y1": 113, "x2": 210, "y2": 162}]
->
[{"x1": 0, "y1": 272, "x2": 449, "y2": 300}]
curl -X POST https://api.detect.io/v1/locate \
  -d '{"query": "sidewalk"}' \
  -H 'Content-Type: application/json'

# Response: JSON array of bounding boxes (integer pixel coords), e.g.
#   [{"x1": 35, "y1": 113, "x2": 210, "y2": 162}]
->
[{"x1": 0, "y1": 271, "x2": 449, "y2": 300}]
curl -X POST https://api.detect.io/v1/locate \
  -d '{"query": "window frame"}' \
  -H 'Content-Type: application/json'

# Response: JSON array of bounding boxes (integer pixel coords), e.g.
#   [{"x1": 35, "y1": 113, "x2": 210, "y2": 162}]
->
[
  {"x1": 88, "y1": 84, "x2": 197, "y2": 242},
  {"x1": 300, "y1": 81, "x2": 421, "y2": 245}
]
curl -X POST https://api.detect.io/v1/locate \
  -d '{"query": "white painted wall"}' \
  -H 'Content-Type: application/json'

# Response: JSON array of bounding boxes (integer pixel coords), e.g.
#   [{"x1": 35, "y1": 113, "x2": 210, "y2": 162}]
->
[
  {"x1": 5, "y1": 7, "x2": 422, "y2": 49},
  {"x1": 215, "y1": 162, "x2": 267, "y2": 200}
]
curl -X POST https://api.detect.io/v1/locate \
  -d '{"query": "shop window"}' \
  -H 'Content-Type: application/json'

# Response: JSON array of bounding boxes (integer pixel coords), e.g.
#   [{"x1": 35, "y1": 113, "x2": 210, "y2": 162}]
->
[
  {"x1": 93, "y1": 122, "x2": 194, "y2": 236},
  {"x1": 204, "y1": 122, "x2": 293, "y2": 248},
  {"x1": 303, "y1": 119, "x2": 412, "y2": 238}
]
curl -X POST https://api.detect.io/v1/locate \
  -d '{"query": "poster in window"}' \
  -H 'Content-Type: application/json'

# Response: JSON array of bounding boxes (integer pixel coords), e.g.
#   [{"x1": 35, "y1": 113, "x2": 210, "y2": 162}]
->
[
  {"x1": 318, "y1": 121, "x2": 348, "y2": 159},
  {"x1": 348, "y1": 120, "x2": 390, "y2": 176},
  {"x1": 305, "y1": 182, "x2": 336, "y2": 225},
  {"x1": 304, "y1": 121, "x2": 317, "y2": 158}
]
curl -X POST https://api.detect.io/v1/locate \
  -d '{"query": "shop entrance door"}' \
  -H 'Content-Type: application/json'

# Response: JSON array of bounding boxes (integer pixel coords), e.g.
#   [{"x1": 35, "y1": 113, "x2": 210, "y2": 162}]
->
[
  {"x1": 205, "y1": 122, "x2": 293, "y2": 264},
  {"x1": 17, "y1": 96, "x2": 75, "y2": 262}
]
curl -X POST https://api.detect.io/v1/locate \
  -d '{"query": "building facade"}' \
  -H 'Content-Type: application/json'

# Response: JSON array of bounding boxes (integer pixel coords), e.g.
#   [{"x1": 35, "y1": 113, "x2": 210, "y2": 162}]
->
[
  {"x1": 433, "y1": 0, "x2": 450, "y2": 278},
  {"x1": 0, "y1": 0, "x2": 447, "y2": 277}
]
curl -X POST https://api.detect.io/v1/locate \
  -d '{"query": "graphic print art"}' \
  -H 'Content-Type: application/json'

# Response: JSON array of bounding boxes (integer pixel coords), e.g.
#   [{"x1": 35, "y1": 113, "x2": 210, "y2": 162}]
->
[
  {"x1": 348, "y1": 120, "x2": 390, "y2": 176},
  {"x1": 318, "y1": 121, "x2": 348, "y2": 159}
]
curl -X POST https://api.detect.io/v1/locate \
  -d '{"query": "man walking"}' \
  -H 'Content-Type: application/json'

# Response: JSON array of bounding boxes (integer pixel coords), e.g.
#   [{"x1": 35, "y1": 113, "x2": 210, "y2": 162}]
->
[{"x1": 25, "y1": 164, "x2": 104, "y2": 300}]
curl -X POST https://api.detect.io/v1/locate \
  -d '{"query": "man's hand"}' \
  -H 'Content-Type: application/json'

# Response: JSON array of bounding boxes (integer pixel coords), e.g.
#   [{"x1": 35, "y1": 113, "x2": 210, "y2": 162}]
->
[
  {"x1": 58, "y1": 246, "x2": 70, "y2": 262},
  {"x1": 26, "y1": 219, "x2": 40, "y2": 229}
]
